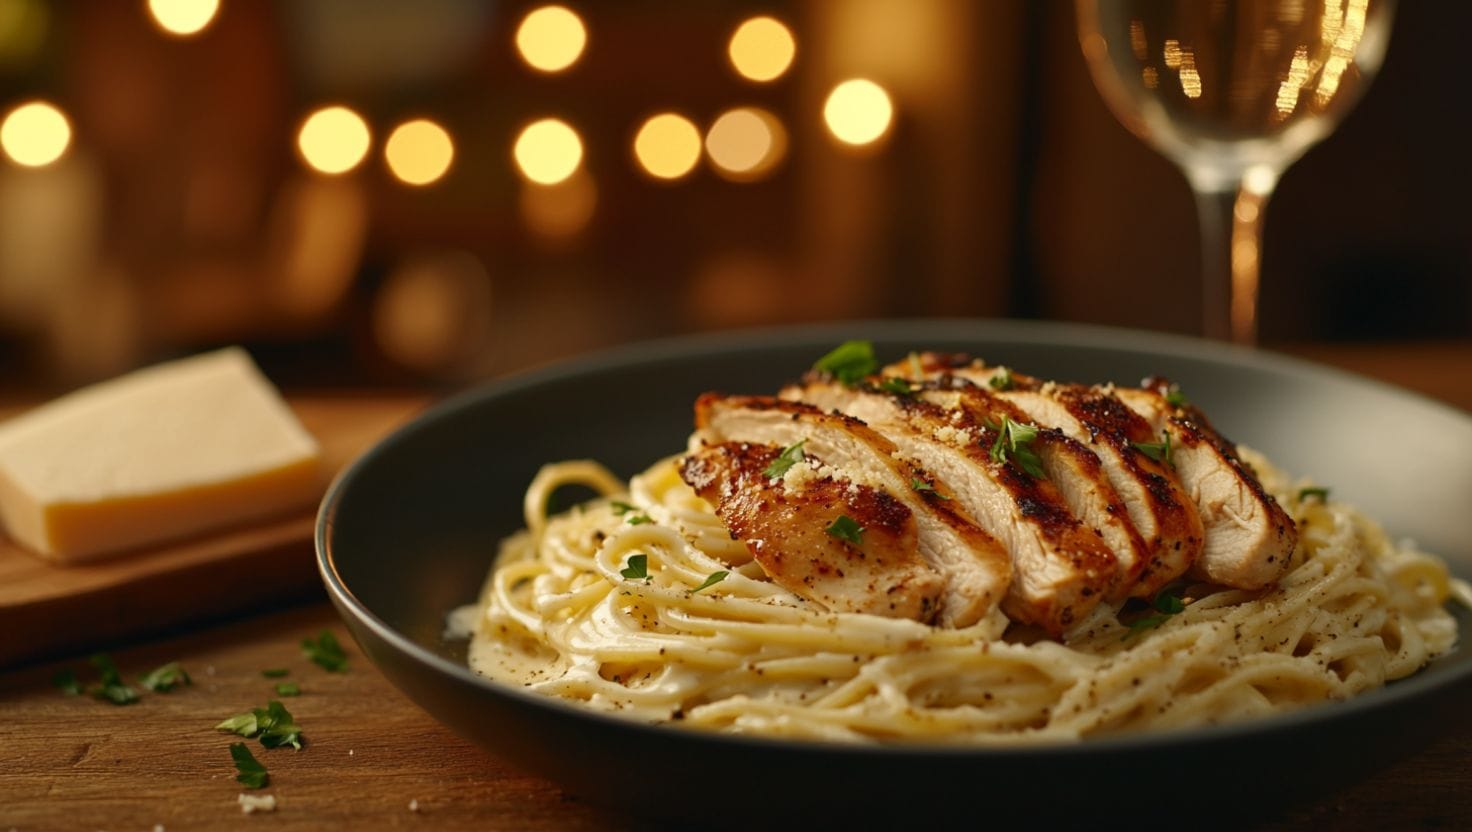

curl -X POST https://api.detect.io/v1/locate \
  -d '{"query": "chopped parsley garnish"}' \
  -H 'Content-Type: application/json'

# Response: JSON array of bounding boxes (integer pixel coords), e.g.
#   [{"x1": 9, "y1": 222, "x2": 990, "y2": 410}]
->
[
  {"x1": 910, "y1": 477, "x2": 950, "y2": 500},
  {"x1": 988, "y1": 368, "x2": 1014, "y2": 391},
  {"x1": 1132, "y1": 433, "x2": 1174, "y2": 468},
  {"x1": 274, "y1": 682, "x2": 301, "y2": 697},
  {"x1": 626, "y1": 514, "x2": 653, "y2": 525},
  {"x1": 301, "y1": 631, "x2": 348, "y2": 673},
  {"x1": 825, "y1": 514, "x2": 865, "y2": 545},
  {"x1": 878, "y1": 377, "x2": 917, "y2": 397},
  {"x1": 1298, "y1": 486, "x2": 1331, "y2": 501},
  {"x1": 985, "y1": 417, "x2": 1046, "y2": 479},
  {"x1": 609, "y1": 500, "x2": 637, "y2": 515},
  {"x1": 620, "y1": 554, "x2": 649, "y2": 580},
  {"x1": 1164, "y1": 384, "x2": 1189, "y2": 407},
  {"x1": 89, "y1": 653, "x2": 140, "y2": 705},
  {"x1": 763, "y1": 439, "x2": 806, "y2": 479},
  {"x1": 692, "y1": 571, "x2": 729, "y2": 593},
  {"x1": 217, "y1": 700, "x2": 304, "y2": 750},
  {"x1": 261, "y1": 668, "x2": 290, "y2": 678},
  {"x1": 1123, "y1": 590, "x2": 1187, "y2": 639},
  {"x1": 230, "y1": 743, "x2": 269, "y2": 789},
  {"x1": 138, "y1": 661, "x2": 191, "y2": 693},
  {"x1": 52, "y1": 668, "x2": 83, "y2": 696},
  {"x1": 813, "y1": 340, "x2": 878, "y2": 386}
]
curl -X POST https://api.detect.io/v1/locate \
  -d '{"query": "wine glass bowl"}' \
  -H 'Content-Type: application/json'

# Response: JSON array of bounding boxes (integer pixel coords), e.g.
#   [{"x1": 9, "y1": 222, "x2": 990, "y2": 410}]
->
[{"x1": 1076, "y1": 0, "x2": 1396, "y2": 343}]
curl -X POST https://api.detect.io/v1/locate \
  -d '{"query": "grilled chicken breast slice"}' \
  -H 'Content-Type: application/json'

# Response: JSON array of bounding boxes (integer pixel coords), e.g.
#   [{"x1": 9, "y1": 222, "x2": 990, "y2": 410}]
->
[
  {"x1": 787, "y1": 381, "x2": 1120, "y2": 633},
  {"x1": 886, "y1": 354, "x2": 1205, "y2": 598},
  {"x1": 1110, "y1": 385, "x2": 1296, "y2": 589},
  {"x1": 691, "y1": 394, "x2": 1011, "y2": 627},
  {"x1": 680, "y1": 442, "x2": 946, "y2": 621}
]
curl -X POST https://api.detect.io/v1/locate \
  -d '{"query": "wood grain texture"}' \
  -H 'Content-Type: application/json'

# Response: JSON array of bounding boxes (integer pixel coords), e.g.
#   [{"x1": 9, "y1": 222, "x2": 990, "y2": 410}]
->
[
  {"x1": 0, "y1": 396, "x2": 427, "y2": 668},
  {"x1": 0, "y1": 604, "x2": 644, "y2": 832}
]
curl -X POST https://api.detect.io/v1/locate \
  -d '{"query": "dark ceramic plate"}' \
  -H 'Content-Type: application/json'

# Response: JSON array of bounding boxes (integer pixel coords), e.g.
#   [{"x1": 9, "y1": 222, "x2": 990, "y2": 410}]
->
[{"x1": 317, "y1": 320, "x2": 1472, "y2": 826}]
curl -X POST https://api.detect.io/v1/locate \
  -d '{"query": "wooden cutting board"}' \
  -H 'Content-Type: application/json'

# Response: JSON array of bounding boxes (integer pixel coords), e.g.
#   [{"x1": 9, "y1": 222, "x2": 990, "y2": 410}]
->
[{"x1": 0, "y1": 395, "x2": 428, "y2": 668}]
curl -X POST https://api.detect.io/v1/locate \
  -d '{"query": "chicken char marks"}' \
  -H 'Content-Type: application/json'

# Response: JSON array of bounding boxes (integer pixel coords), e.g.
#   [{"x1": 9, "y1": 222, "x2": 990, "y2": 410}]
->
[
  {"x1": 678, "y1": 356, "x2": 1297, "y2": 639},
  {"x1": 680, "y1": 441, "x2": 946, "y2": 622},
  {"x1": 688, "y1": 394, "x2": 1011, "y2": 629}
]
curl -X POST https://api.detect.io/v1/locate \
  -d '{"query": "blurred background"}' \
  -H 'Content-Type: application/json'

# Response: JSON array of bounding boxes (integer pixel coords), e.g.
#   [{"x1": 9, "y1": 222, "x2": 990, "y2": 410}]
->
[{"x1": 0, "y1": 0, "x2": 1467, "y2": 392}]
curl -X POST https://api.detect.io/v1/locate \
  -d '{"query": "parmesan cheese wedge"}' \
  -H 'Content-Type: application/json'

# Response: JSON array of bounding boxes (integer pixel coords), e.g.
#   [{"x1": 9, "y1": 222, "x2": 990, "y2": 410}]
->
[{"x1": 0, "y1": 347, "x2": 322, "y2": 562}]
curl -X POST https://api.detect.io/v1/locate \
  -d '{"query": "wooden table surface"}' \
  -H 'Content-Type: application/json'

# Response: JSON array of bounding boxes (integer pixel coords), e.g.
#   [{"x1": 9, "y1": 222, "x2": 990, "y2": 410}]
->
[{"x1": 3, "y1": 339, "x2": 1470, "y2": 831}]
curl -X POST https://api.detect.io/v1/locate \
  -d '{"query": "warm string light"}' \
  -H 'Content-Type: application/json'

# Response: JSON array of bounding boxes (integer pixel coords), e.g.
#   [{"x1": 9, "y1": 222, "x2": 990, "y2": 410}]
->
[
  {"x1": 633, "y1": 113, "x2": 701, "y2": 181},
  {"x1": 1, "y1": 100, "x2": 71, "y2": 168},
  {"x1": 823, "y1": 79, "x2": 894, "y2": 146},
  {"x1": 728, "y1": 16, "x2": 795, "y2": 82},
  {"x1": 146, "y1": 0, "x2": 220, "y2": 37},
  {"x1": 384, "y1": 119, "x2": 454, "y2": 186},
  {"x1": 513, "y1": 118, "x2": 583, "y2": 185},
  {"x1": 705, "y1": 107, "x2": 785, "y2": 181},
  {"x1": 296, "y1": 106, "x2": 371, "y2": 175},
  {"x1": 515, "y1": 5, "x2": 587, "y2": 73}
]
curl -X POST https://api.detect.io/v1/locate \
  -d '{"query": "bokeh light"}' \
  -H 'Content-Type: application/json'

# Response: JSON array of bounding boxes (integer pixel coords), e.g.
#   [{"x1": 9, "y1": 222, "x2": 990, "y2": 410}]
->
[
  {"x1": 384, "y1": 118, "x2": 454, "y2": 186},
  {"x1": 513, "y1": 118, "x2": 583, "y2": 185},
  {"x1": 146, "y1": 0, "x2": 220, "y2": 37},
  {"x1": 633, "y1": 113, "x2": 701, "y2": 181},
  {"x1": 704, "y1": 107, "x2": 786, "y2": 181},
  {"x1": 296, "y1": 106, "x2": 371, "y2": 175},
  {"x1": 728, "y1": 16, "x2": 795, "y2": 82},
  {"x1": 823, "y1": 78, "x2": 894, "y2": 146},
  {"x1": 0, "y1": 100, "x2": 71, "y2": 168},
  {"x1": 515, "y1": 5, "x2": 587, "y2": 73}
]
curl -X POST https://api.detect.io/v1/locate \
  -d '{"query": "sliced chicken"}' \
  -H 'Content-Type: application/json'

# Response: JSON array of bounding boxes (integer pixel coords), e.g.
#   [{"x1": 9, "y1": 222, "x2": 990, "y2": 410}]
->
[
  {"x1": 690, "y1": 394, "x2": 1011, "y2": 627},
  {"x1": 1105, "y1": 384, "x2": 1295, "y2": 589},
  {"x1": 680, "y1": 442, "x2": 946, "y2": 621},
  {"x1": 887, "y1": 355, "x2": 1205, "y2": 598},
  {"x1": 785, "y1": 381, "x2": 1121, "y2": 633}
]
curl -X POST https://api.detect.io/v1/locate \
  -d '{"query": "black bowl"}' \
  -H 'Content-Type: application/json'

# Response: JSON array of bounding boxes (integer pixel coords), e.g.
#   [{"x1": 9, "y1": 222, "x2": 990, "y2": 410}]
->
[{"x1": 317, "y1": 320, "x2": 1472, "y2": 827}]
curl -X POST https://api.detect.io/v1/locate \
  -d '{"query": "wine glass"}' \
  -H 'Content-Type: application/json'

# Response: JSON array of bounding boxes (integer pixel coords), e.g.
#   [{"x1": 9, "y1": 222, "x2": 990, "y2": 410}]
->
[{"x1": 1075, "y1": 0, "x2": 1396, "y2": 343}]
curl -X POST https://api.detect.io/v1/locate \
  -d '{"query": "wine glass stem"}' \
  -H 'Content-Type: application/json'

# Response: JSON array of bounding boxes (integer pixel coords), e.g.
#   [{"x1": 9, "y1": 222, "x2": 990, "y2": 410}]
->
[{"x1": 1193, "y1": 175, "x2": 1274, "y2": 344}]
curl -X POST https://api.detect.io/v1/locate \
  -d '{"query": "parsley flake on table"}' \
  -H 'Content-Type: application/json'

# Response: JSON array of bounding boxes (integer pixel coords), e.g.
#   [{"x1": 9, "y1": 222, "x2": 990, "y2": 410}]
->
[
  {"x1": 813, "y1": 340, "x2": 878, "y2": 386},
  {"x1": 985, "y1": 417, "x2": 1046, "y2": 479},
  {"x1": 302, "y1": 630, "x2": 348, "y2": 673},
  {"x1": 138, "y1": 661, "x2": 191, "y2": 693},
  {"x1": 217, "y1": 700, "x2": 304, "y2": 750},
  {"x1": 88, "y1": 653, "x2": 140, "y2": 705},
  {"x1": 910, "y1": 478, "x2": 950, "y2": 500},
  {"x1": 274, "y1": 682, "x2": 301, "y2": 697},
  {"x1": 825, "y1": 514, "x2": 865, "y2": 545},
  {"x1": 1132, "y1": 432, "x2": 1174, "y2": 468},
  {"x1": 988, "y1": 367, "x2": 1014, "y2": 391},
  {"x1": 1298, "y1": 486, "x2": 1331, "y2": 501},
  {"x1": 230, "y1": 743, "x2": 269, "y2": 790},
  {"x1": 762, "y1": 439, "x2": 806, "y2": 479},
  {"x1": 261, "y1": 668, "x2": 290, "y2": 678},
  {"x1": 692, "y1": 571, "x2": 729, "y2": 593},
  {"x1": 620, "y1": 554, "x2": 649, "y2": 581}
]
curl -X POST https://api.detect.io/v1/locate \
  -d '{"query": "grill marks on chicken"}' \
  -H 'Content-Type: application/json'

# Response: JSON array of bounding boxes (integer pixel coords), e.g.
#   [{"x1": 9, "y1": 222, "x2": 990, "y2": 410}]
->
[{"x1": 677, "y1": 356, "x2": 1297, "y2": 637}]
